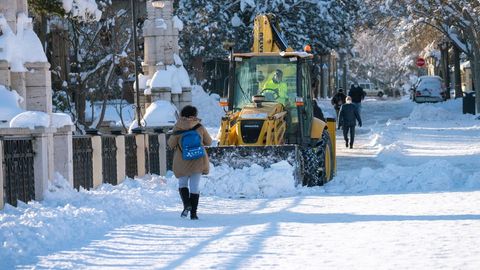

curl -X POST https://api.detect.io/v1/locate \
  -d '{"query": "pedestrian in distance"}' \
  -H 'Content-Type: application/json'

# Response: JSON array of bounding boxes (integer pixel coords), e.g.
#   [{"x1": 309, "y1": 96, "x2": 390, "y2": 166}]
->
[
  {"x1": 348, "y1": 82, "x2": 366, "y2": 114},
  {"x1": 167, "y1": 105, "x2": 212, "y2": 220},
  {"x1": 331, "y1": 88, "x2": 347, "y2": 118},
  {"x1": 337, "y1": 96, "x2": 362, "y2": 149}
]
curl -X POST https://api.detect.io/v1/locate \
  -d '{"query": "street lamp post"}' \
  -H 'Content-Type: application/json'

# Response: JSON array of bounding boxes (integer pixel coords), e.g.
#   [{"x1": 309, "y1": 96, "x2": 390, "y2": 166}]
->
[{"x1": 130, "y1": 0, "x2": 142, "y2": 129}]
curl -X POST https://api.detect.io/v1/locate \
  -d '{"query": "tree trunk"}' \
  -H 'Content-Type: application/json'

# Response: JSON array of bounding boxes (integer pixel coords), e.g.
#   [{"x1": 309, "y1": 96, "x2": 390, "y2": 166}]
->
[
  {"x1": 74, "y1": 82, "x2": 86, "y2": 126},
  {"x1": 95, "y1": 95, "x2": 108, "y2": 129},
  {"x1": 441, "y1": 43, "x2": 451, "y2": 99},
  {"x1": 453, "y1": 46, "x2": 462, "y2": 99},
  {"x1": 472, "y1": 50, "x2": 480, "y2": 114}
]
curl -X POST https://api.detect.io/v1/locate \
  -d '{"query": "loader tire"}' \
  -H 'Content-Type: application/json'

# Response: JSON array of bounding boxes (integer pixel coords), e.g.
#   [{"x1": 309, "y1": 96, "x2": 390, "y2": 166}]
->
[{"x1": 302, "y1": 130, "x2": 333, "y2": 186}]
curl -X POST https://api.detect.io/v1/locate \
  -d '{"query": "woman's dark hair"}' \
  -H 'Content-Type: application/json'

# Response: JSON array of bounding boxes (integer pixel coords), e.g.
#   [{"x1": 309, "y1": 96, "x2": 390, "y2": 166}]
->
[{"x1": 180, "y1": 105, "x2": 198, "y2": 118}]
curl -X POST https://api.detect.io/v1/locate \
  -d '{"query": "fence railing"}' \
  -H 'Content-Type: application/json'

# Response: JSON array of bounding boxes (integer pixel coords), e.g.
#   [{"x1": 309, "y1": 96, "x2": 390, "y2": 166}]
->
[
  {"x1": 73, "y1": 136, "x2": 94, "y2": 190},
  {"x1": 102, "y1": 136, "x2": 118, "y2": 185},
  {"x1": 1, "y1": 130, "x2": 168, "y2": 209},
  {"x1": 2, "y1": 137, "x2": 35, "y2": 206},
  {"x1": 125, "y1": 135, "x2": 138, "y2": 179}
]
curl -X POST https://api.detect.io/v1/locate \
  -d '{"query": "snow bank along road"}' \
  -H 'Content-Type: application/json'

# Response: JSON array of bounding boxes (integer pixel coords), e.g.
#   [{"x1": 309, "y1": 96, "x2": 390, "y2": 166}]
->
[{"x1": 1, "y1": 97, "x2": 480, "y2": 269}]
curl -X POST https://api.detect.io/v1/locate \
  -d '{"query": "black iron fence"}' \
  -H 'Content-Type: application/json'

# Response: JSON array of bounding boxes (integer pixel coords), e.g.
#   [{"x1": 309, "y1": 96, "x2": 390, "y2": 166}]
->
[
  {"x1": 102, "y1": 136, "x2": 117, "y2": 185},
  {"x1": 124, "y1": 135, "x2": 137, "y2": 178},
  {"x1": 72, "y1": 136, "x2": 93, "y2": 190},
  {"x1": 148, "y1": 134, "x2": 160, "y2": 175},
  {"x1": 2, "y1": 137, "x2": 35, "y2": 206},
  {"x1": 1, "y1": 132, "x2": 170, "y2": 209}
]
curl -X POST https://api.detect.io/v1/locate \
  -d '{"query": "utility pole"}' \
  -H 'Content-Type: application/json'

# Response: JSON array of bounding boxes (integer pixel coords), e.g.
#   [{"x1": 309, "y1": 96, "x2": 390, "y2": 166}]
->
[
  {"x1": 130, "y1": 0, "x2": 142, "y2": 128},
  {"x1": 440, "y1": 40, "x2": 451, "y2": 99}
]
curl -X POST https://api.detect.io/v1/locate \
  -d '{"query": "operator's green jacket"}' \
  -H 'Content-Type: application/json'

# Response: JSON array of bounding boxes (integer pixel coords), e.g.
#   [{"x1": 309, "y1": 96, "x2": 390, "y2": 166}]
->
[{"x1": 262, "y1": 79, "x2": 288, "y2": 105}]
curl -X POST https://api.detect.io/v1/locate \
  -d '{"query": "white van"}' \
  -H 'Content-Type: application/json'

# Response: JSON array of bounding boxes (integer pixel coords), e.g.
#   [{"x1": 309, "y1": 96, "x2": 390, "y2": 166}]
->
[{"x1": 358, "y1": 82, "x2": 384, "y2": 97}]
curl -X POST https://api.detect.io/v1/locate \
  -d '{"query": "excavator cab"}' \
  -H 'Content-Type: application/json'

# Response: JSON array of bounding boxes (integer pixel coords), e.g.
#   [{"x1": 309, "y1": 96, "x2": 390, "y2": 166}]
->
[
  {"x1": 229, "y1": 53, "x2": 315, "y2": 145},
  {"x1": 208, "y1": 14, "x2": 336, "y2": 187}
]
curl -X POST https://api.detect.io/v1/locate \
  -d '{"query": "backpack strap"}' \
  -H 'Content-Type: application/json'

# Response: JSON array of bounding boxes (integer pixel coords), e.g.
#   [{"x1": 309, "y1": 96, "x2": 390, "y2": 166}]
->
[{"x1": 173, "y1": 123, "x2": 202, "y2": 135}]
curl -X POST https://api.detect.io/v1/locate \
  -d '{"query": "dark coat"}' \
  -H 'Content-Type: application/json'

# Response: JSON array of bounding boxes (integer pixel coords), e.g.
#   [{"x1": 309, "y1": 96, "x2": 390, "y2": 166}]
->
[
  {"x1": 331, "y1": 92, "x2": 347, "y2": 110},
  {"x1": 348, "y1": 86, "x2": 366, "y2": 103},
  {"x1": 338, "y1": 103, "x2": 362, "y2": 128}
]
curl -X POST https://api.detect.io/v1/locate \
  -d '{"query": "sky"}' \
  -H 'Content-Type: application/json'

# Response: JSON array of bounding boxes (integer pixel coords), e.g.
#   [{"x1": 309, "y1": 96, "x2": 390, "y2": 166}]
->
[{"x1": 1, "y1": 94, "x2": 480, "y2": 269}]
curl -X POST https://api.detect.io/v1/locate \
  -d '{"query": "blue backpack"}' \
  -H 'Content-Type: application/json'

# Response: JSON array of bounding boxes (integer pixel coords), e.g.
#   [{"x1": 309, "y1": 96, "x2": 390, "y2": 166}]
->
[{"x1": 174, "y1": 124, "x2": 205, "y2": 160}]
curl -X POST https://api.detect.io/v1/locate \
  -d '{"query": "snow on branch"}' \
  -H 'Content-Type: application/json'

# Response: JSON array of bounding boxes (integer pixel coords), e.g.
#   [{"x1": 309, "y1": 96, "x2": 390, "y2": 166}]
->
[{"x1": 62, "y1": 0, "x2": 103, "y2": 21}]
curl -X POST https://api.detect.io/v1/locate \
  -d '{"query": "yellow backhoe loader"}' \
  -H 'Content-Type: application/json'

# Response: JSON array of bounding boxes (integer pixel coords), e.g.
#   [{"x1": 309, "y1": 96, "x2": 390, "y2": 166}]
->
[{"x1": 208, "y1": 14, "x2": 336, "y2": 186}]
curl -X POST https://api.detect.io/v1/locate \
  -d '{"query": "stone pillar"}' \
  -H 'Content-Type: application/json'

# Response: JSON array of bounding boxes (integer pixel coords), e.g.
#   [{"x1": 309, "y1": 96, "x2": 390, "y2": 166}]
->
[
  {"x1": 53, "y1": 126, "x2": 75, "y2": 186},
  {"x1": 115, "y1": 135, "x2": 126, "y2": 184},
  {"x1": 91, "y1": 136, "x2": 103, "y2": 188},
  {"x1": 0, "y1": 140, "x2": 4, "y2": 210},
  {"x1": 143, "y1": 0, "x2": 178, "y2": 71},
  {"x1": 10, "y1": 72, "x2": 27, "y2": 109},
  {"x1": 32, "y1": 128, "x2": 56, "y2": 201},
  {"x1": 150, "y1": 88, "x2": 172, "y2": 104},
  {"x1": 24, "y1": 62, "x2": 52, "y2": 113},
  {"x1": 171, "y1": 93, "x2": 180, "y2": 109},
  {"x1": 179, "y1": 87, "x2": 192, "y2": 110},
  {"x1": 135, "y1": 134, "x2": 146, "y2": 177},
  {"x1": 158, "y1": 133, "x2": 167, "y2": 176},
  {"x1": 0, "y1": 60, "x2": 11, "y2": 87}
]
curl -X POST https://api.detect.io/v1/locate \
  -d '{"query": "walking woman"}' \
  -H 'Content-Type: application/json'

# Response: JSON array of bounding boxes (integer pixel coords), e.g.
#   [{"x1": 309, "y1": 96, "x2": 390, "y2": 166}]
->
[{"x1": 168, "y1": 105, "x2": 212, "y2": 220}]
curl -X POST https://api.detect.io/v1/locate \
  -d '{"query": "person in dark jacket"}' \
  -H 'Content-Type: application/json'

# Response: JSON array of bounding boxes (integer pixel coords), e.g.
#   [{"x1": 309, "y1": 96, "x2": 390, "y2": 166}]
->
[
  {"x1": 348, "y1": 83, "x2": 366, "y2": 114},
  {"x1": 167, "y1": 105, "x2": 212, "y2": 220},
  {"x1": 331, "y1": 88, "x2": 347, "y2": 117},
  {"x1": 338, "y1": 96, "x2": 362, "y2": 149}
]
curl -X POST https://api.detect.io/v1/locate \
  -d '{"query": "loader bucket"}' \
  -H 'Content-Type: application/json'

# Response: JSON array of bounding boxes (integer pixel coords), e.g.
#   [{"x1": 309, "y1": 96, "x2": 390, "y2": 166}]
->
[{"x1": 206, "y1": 145, "x2": 304, "y2": 186}]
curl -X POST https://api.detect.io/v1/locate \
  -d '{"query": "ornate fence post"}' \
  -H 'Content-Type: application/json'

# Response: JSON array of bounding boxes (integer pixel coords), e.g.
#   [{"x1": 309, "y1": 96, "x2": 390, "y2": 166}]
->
[
  {"x1": 91, "y1": 135, "x2": 103, "y2": 188},
  {"x1": 53, "y1": 126, "x2": 75, "y2": 185},
  {"x1": 135, "y1": 133, "x2": 146, "y2": 177},
  {"x1": 0, "y1": 139, "x2": 4, "y2": 210},
  {"x1": 115, "y1": 135, "x2": 126, "y2": 184}
]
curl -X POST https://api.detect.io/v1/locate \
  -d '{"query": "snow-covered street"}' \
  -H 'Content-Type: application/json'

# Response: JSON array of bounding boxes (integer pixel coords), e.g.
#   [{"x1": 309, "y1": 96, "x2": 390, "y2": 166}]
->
[{"x1": 2, "y1": 97, "x2": 480, "y2": 269}]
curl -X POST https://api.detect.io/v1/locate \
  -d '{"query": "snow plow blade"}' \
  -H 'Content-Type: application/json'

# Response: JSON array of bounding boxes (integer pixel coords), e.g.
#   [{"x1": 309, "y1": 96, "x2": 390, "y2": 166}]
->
[{"x1": 206, "y1": 145, "x2": 303, "y2": 186}]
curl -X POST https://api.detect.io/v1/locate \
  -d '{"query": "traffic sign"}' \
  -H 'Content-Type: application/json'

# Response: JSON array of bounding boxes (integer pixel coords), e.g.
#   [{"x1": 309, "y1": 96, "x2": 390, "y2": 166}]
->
[{"x1": 416, "y1": 57, "x2": 425, "y2": 67}]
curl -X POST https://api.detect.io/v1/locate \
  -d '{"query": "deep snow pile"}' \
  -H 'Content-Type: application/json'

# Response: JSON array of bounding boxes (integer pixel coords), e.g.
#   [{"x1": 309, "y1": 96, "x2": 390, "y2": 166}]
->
[
  {"x1": 191, "y1": 85, "x2": 225, "y2": 127},
  {"x1": 325, "y1": 98, "x2": 480, "y2": 194}
]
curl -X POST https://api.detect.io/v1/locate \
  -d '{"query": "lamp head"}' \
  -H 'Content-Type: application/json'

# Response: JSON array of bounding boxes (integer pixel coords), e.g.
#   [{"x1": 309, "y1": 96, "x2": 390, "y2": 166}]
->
[{"x1": 152, "y1": 0, "x2": 165, "y2": 8}]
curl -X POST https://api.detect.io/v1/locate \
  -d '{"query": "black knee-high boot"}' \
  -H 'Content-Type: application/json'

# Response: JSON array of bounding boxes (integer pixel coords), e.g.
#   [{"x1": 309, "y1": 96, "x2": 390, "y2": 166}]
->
[
  {"x1": 190, "y1": 193, "x2": 199, "y2": 220},
  {"x1": 179, "y1": 188, "x2": 191, "y2": 218}
]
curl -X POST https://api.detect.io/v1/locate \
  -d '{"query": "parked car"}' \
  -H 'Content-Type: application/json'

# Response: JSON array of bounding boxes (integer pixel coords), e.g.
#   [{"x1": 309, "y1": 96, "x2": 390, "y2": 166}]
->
[
  {"x1": 410, "y1": 76, "x2": 446, "y2": 103},
  {"x1": 358, "y1": 82, "x2": 384, "y2": 97}
]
